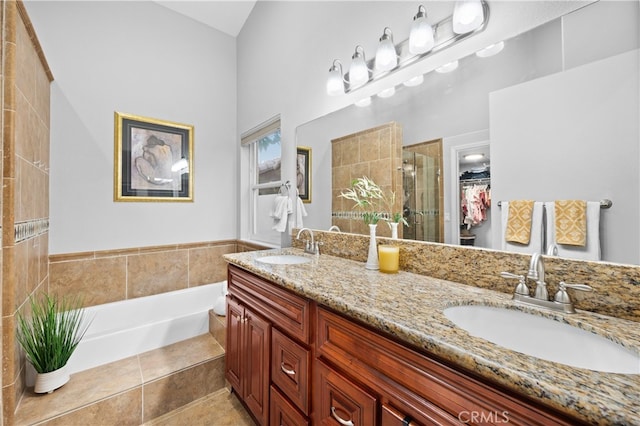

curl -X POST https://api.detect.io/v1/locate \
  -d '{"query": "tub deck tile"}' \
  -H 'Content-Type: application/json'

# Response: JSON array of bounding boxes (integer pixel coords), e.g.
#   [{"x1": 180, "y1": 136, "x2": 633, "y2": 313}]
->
[
  {"x1": 139, "y1": 334, "x2": 224, "y2": 383},
  {"x1": 15, "y1": 356, "x2": 141, "y2": 425}
]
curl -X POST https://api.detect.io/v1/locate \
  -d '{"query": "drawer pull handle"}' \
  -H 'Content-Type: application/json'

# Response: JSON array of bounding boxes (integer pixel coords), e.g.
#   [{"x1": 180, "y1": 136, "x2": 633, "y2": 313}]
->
[
  {"x1": 331, "y1": 407, "x2": 354, "y2": 426},
  {"x1": 280, "y1": 363, "x2": 296, "y2": 376}
]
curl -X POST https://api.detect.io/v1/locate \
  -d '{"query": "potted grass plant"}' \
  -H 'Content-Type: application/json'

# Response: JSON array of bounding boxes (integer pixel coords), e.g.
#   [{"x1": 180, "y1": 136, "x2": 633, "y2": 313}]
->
[{"x1": 17, "y1": 293, "x2": 90, "y2": 394}]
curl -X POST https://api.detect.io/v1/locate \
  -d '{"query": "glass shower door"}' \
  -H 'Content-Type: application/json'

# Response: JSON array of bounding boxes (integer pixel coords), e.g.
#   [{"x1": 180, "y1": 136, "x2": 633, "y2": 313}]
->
[{"x1": 402, "y1": 150, "x2": 441, "y2": 242}]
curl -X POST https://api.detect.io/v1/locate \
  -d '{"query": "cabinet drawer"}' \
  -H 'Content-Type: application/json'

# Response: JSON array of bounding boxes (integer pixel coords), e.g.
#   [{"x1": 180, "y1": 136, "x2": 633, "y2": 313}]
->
[
  {"x1": 229, "y1": 265, "x2": 311, "y2": 343},
  {"x1": 317, "y1": 307, "x2": 578, "y2": 426},
  {"x1": 381, "y1": 404, "x2": 420, "y2": 426},
  {"x1": 270, "y1": 385, "x2": 309, "y2": 426},
  {"x1": 381, "y1": 402, "x2": 461, "y2": 426},
  {"x1": 314, "y1": 360, "x2": 377, "y2": 426},
  {"x1": 271, "y1": 328, "x2": 311, "y2": 415}
]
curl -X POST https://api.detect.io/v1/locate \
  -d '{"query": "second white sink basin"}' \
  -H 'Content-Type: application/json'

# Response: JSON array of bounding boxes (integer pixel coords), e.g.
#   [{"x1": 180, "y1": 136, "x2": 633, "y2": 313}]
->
[
  {"x1": 444, "y1": 305, "x2": 640, "y2": 374},
  {"x1": 255, "y1": 254, "x2": 311, "y2": 265}
]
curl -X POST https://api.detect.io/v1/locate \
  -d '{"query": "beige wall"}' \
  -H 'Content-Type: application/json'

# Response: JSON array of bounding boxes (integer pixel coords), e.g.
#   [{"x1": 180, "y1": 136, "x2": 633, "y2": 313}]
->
[
  {"x1": 1, "y1": 1, "x2": 53, "y2": 423},
  {"x1": 49, "y1": 240, "x2": 267, "y2": 308},
  {"x1": 331, "y1": 122, "x2": 403, "y2": 238}
]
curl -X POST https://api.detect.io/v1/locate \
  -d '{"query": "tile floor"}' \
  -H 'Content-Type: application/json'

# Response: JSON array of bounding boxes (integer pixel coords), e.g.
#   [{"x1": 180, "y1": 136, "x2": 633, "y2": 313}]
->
[{"x1": 144, "y1": 388, "x2": 254, "y2": 426}]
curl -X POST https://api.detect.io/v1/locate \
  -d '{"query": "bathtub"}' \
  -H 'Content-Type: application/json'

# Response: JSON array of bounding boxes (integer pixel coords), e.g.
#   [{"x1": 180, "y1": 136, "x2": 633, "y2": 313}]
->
[{"x1": 66, "y1": 281, "x2": 227, "y2": 375}]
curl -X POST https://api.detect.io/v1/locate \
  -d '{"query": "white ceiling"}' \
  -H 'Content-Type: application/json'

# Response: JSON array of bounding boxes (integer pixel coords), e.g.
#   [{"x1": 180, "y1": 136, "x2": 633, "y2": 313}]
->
[{"x1": 154, "y1": 1, "x2": 256, "y2": 37}]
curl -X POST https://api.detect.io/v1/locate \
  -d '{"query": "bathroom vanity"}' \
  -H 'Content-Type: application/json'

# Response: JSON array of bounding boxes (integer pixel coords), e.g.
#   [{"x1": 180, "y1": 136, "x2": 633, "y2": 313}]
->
[{"x1": 224, "y1": 249, "x2": 640, "y2": 425}]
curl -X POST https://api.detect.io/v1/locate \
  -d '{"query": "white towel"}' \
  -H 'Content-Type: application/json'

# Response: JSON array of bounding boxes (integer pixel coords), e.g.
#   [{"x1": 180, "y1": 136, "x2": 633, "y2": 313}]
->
[
  {"x1": 291, "y1": 196, "x2": 307, "y2": 229},
  {"x1": 270, "y1": 195, "x2": 292, "y2": 232},
  {"x1": 545, "y1": 201, "x2": 601, "y2": 261},
  {"x1": 501, "y1": 201, "x2": 544, "y2": 254}
]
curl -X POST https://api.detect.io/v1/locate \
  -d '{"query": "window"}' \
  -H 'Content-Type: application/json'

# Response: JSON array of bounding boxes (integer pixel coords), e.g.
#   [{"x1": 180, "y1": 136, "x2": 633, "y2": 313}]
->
[{"x1": 242, "y1": 117, "x2": 282, "y2": 245}]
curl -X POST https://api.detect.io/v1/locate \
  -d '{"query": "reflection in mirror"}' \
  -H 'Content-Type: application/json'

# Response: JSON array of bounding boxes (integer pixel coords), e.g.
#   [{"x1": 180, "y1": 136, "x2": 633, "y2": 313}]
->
[
  {"x1": 296, "y1": 1, "x2": 639, "y2": 265},
  {"x1": 402, "y1": 140, "x2": 444, "y2": 243}
]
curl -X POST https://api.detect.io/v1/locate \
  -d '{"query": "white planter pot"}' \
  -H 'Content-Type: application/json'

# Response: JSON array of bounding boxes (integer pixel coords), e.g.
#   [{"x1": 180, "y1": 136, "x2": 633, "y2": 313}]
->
[{"x1": 34, "y1": 364, "x2": 70, "y2": 394}]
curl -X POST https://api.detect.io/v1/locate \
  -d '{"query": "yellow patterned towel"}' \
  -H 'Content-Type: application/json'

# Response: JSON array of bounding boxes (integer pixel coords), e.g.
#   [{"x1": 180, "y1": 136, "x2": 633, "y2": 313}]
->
[
  {"x1": 505, "y1": 200, "x2": 535, "y2": 244},
  {"x1": 555, "y1": 200, "x2": 587, "y2": 246}
]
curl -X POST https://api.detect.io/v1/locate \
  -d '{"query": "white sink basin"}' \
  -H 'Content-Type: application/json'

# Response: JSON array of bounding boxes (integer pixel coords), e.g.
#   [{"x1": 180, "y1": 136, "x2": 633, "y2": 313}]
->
[
  {"x1": 255, "y1": 254, "x2": 312, "y2": 265},
  {"x1": 444, "y1": 305, "x2": 640, "y2": 374}
]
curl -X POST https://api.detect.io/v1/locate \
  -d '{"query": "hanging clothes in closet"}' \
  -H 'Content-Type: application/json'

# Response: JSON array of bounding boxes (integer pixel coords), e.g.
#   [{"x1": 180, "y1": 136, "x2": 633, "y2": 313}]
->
[{"x1": 460, "y1": 181, "x2": 491, "y2": 228}]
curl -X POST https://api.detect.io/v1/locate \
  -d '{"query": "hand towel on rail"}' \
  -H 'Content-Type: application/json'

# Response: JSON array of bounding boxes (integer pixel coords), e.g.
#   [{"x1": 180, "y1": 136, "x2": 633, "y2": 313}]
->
[
  {"x1": 545, "y1": 201, "x2": 601, "y2": 261},
  {"x1": 554, "y1": 200, "x2": 587, "y2": 246},
  {"x1": 271, "y1": 195, "x2": 292, "y2": 232},
  {"x1": 501, "y1": 201, "x2": 544, "y2": 254}
]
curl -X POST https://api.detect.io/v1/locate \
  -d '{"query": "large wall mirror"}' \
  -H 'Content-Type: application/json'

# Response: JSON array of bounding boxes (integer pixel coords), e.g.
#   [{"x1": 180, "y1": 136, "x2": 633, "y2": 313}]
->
[{"x1": 295, "y1": 1, "x2": 639, "y2": 265}]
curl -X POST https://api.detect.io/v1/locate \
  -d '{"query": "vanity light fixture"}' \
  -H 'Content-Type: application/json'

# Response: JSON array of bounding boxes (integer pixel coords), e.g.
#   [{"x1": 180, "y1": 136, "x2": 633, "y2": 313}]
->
[
  {"x1": 409, "y1": 5, "x2": 435, "y2": 55},
  {"x1": 327, "y1": 59, "x2": 346, "y2": 96},
  {"x1": 476, "y1": 41, "x2": 504, "y2": 58},
  {"x1": 403, "y1": 74, "x2": 424, "y2": 87},
  {"x1": 452, "y1": 0, "x2": 485, "y2": 34},
  {"x1": 375, "y1": 28, "x2": 398, "y2": 72},
  {"x1": 349, "y1": 45, "x2": 370, "y2": 89},
  {"x1": 435, "y1": 60, "x2": 459, "y2": 73},
  {"x1": 326, "y1": 1, "x2": 489, "y2": 96},
  {"x1": 377, "y1": 86, "x2": 396, "y2": 98}
]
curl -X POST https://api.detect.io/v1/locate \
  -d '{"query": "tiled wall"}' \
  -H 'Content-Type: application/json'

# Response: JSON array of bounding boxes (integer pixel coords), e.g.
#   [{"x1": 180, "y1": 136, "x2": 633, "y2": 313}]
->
[
  {"x1": 49, "y1": 240, "x2": 268, "y2": 308},
  {"x1": 293, "y1": 229, "x2": 640, "y2": 323},
  {"x1": 1, "y1": 1, "x2": 53, "y2": 423},
  {"x1": 331, "y1": 122, "x2": 403, "y2": 238}
]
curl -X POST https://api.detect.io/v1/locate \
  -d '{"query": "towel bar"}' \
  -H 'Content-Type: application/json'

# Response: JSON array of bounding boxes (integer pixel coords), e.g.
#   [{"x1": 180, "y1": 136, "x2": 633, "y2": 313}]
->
[{"x1": 497, "y1": 199, "x2": 612, "y2": 209}]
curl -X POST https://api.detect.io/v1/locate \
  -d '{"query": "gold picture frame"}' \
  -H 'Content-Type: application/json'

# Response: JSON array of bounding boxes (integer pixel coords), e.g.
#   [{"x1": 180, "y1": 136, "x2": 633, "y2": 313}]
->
[
  {"x1": 296, "y1": 146, "x2": 311, "y2": 203},
  {"x1": 114, "y1": 111, "x2": 194, "y2": 202}
]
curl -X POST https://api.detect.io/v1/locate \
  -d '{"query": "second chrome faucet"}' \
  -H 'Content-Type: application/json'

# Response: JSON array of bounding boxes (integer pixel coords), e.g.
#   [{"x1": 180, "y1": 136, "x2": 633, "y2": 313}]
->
[{"x1": 501, "y1": 252, "x2": 593, "y2": 314}]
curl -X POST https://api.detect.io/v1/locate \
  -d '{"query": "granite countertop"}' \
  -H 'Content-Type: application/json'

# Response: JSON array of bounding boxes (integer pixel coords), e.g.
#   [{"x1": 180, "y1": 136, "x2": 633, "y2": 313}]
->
[{"x1": 223, "y1": 248, "x2": 640, "y2": 425}]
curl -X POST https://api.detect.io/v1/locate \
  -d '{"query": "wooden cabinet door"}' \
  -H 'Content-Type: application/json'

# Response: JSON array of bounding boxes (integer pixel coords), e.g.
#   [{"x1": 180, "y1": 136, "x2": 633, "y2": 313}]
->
[
  {"x1": 243, "y1": 307, "x2": 271, "y2": 426},
  {"x1": 225, "y1": 297, "x2": 244, "y2": 393},
  {"x1": 271, "y1": 328, "x2": 311, "y2": 415},
  {"x1": 314, "y1": 361, "x2": 376, "y2": 426}
]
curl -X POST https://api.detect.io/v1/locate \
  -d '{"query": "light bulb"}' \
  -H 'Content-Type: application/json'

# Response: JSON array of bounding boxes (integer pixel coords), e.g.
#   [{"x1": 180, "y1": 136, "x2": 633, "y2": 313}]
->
[
  {"x1": 377, "y1": 87, "x2": 396, "y2": 98},
  {"x1": 452, "y1": 0, "x2": 484, "y2": 34},
  {"x1": 435, "y1": 60, "x2": 458, "y2": 73},
  {"x1": 355, "y1": 97, "x2": 372, "y2": 107},
  {"x1": 403, "y1": 75, "x2": 424, "y2": 87},
  {"x1": 409, "y1": 6, "x2": 434, "y2": 55},
  {"x1": 326, "y1": 60, "x2": 344, "y2": 96},
  {"x1": 375, "y1": 28, "x2": 397, "y2": 72},
  {"x1": 476, "y1": 41, "x2": 504, "y2": 58},
  {"x1": 349, "y1": 46, "x2": 369, "y2": 89}
]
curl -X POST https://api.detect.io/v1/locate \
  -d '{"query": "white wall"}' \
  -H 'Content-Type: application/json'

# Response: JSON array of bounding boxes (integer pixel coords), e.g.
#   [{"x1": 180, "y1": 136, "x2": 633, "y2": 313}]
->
[
  {"x1": 490, "y1": 49, "x2": 640, "y2": 265},
  {"x1": 236, "y1": 1, "x2": 590, "y2": 245},
  {"x1": 25, "y1": 1, "x2": 237, "y2": 253}
]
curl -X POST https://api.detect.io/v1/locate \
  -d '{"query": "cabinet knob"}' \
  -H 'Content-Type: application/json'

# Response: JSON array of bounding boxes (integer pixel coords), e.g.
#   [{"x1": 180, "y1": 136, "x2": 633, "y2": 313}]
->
[
  {"x1": 331, "y1": 406, "x2": 355, "y2": 426},
  {"x1": 280, "y1": 362, "x2": 296, "y2": 376}
]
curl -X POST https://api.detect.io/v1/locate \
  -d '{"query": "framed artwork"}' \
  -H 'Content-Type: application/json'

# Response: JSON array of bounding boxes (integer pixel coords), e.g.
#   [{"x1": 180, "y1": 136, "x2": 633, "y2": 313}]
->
[
  {"x1": 296, "y1": 146, "x2": 311, "y2": 203},
  {"x1": 114, "y1": 112, "x2": 194, "y2": 202}
]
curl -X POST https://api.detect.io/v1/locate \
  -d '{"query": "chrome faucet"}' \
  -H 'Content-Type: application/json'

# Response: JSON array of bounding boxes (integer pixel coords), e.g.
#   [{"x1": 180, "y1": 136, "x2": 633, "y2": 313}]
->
[
  {"x1": 527, "y1": 252, "x2": 548, "y2": 300},
  {"x1": 328, "y1": 225, "x2": 341, "y2": 232},
  {"x1": 296, "y1": 228, "x2": 320, "y2": 255},
  {"x1": 500, "y1": 252, "x2": 593, "y2": 314}
]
